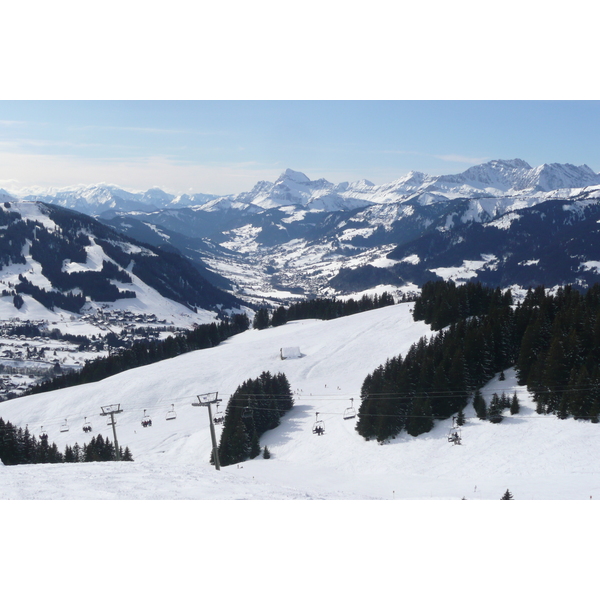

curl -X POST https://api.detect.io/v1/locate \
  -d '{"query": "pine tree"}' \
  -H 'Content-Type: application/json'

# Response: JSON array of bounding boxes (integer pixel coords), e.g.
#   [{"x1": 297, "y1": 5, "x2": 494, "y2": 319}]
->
[
  {"x1": 501, "y1": 489, "x2": 514, "y2": 500},
  {"x1": 263, "y1": 445, "x2": 271, "y2": 459},
  {"x1": 121, "y1": 446, "x2": 134, "y2": 461},
  {"x1": 253, "y1": 308, "x2": 270, "y2": 330},
  {"x1": 473, "y1": 389, "x2": 487, "y2": 420},
  {"x1": 510, "y1": 393, "x2": 520, "y2": 415},
  {"x1": 249, "y1": 430, "x2": 261, "y2": 459},
  {"x1": 488, "y1": 393, "x2": 504, "y2": 424},
  {"x1": 456, "y1": 408, "x2": 465, "y2": 427}
]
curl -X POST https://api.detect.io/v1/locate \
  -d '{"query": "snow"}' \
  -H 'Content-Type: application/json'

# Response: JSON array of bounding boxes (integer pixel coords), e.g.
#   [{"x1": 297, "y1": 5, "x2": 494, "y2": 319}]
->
[
  {"x1": 484, "y1": 212, "x2": 522, "y2": 230},
  {"x1": 337, "y1": 227, "x2": 376, "y2": 241},
  {"x1": 400, "y1": 254, "x2": 420, "y2": 265},
  {"x1": 2, "y1": 301, "x2": 600, "y2": 503},
  {"x1": 520, "y1": 259, "x2": 540, "y2": 266},
  {"x1": 62, "y1": 239, "x2": 106, "y2": 273},
  {"x1": 580, "y1": 261, "x2": 600, "y2": 274}
]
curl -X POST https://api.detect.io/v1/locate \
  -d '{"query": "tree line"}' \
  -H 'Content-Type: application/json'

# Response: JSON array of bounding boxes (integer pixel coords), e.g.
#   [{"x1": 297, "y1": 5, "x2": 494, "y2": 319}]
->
[
  {"x1": 24, "y1": 313, "x2": 250, "y2": 396},
  {"x1": 0, "y1": 418, "x2": 132, "y2": 465},
  {"x1": 357, "y1": 281, "x2": 600, "y2": 443},
  {"x1": 253, "y1": 292, "x2": 396, "y2": 330}
]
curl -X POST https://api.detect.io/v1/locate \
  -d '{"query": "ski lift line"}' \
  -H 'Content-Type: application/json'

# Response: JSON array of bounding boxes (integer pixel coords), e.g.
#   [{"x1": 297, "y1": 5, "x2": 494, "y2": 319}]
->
[
  {"x1": 14, "y1": 383, "x2": 600, "y2": 422},
  {"x1": 6, "y1": 388, "x2": 600, "y2": 429},
  {"x1": 6, "y1": 390, "x2": 600, "y2": 427}
]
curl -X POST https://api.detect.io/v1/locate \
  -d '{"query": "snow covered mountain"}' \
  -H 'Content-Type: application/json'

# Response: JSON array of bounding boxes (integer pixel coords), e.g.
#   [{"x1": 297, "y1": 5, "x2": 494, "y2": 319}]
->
[
  {"x1": 98, "y1": 167, "x2": 600, "y2": 301},
  {"x1": 2, "y1": 301, "x2": 599, "y2": 500},
  {"x1": 15, "y1": 159, "x2": 599, "y2": 218},
  {"x1": 8, "y1": 159, "x2": 600, "y2": 302},
  {"x1": 17, "y1": 184, "x2": 218, "y2": 216},
  {"x1": 0, "y1": 200, "x2": 243, "y2": 326}
]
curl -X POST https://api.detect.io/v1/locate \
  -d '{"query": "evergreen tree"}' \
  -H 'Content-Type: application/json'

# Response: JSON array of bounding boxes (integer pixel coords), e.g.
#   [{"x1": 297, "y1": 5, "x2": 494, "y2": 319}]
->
[
  {"x1": 121, "y1": 446, "x2": 134, "y2": 461},
  {"x1": 501, "y1": 489, "x2": 514, "y2": 500},
  {"x1": 253, "y1": 308, "x2": 270, "y2": 330},
  {"x1": 473, "y1": 390, "x2": 487, "y2": 420},
  {"x1": 488, "y1": 393, "x2": 504, "y2": 424},
  {"x1": 510, "y1": 393, "x2": 520, "y2": 415},
  {"x1": 263, "y1": 445, "x2": 271, "y2": 459},
  {"x1": 270, "y1": 305, "x2": 287, "y2": 327},
  {"x1": 249, "y1": 431, "x2": 261, "y2": 459},
  {"x1": 456, "y1": 408, "x2": 465, "y2": 427}
]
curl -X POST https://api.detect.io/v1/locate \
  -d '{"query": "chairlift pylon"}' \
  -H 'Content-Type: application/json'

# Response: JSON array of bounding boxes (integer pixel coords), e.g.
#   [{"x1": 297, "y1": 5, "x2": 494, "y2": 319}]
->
[
  {"x1": 312, "y1": 412, "x2": 325, "y2": 436},
  {"x1": 343, "y1": 397, "x2": 356, "y2": 420},
  {"x1": 141, "y1": 409, "x2": 153, "y2": 427},
  {"x1": 82, "y1": 417, "x2": 92, "y2": 433},
  {"x1": 165, "y1": 404, "x2": 177, "y2": 421}
]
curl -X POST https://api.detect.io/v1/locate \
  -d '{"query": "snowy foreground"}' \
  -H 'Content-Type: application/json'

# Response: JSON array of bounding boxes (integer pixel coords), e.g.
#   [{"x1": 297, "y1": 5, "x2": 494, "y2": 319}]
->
[{"x1": 2, "y1": 302, "x2": 600, "y2": 500}]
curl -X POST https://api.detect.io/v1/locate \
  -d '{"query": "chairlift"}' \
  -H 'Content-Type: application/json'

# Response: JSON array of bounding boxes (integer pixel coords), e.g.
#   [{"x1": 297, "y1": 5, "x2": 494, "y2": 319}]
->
[
  {"x1": 242, "y1": 406, "x2": 253, "y2": 419},
  {"x1": 447, "y1": 416, "x2": 461, "y2": 445},
  {"x1": 312, "y1": 412, "x2": 325, "y2": 436},
  {"x1": 213, "y1": 402, "x2": 224, "y2": 425},
  {"x1": 343, "y1": 398, "x2": 356, "y2": 420},
  {"x1": 39, "y1": 426, "x2": 48, "y2": 440},
  {"x1": 165, "y1": 404, "x2": 177, "y2": 421},
  {"x1": 60, "y1": 419, "x2": 69, "y2": 433},
  {"x1": 141, "y1": 409, "x2": 153, "y2": 428},
  {"x1": 82, "y1": 417, "x2": 92, "y2": 433}
]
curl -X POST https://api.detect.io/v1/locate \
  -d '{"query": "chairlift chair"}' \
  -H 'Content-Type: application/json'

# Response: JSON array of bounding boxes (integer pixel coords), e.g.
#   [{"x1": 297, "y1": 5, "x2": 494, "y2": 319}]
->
[
  {"x1": 141, "y1": 409, "x2": 153, "y2": 427},
  {"x1": 213, "y1": 402, "x2": 224, "y2": 425},
  {"x1": 343, "y1": 398, "x2": 356, "y2": 420},
  {"x1": 312, "y1": 412, "x2": 325, "y2": 436},
  {"x1": 165, "y1": 404, "x2": 177, "y2": 421},
  {"x1": 60, "y1": 419, "x2": 69, "y2": 433},
  {"x1": 39, "y1": 426, "x2": 48, "y2": 440},
  {"x1": 82, "y1": 417, "x2": 92, "y2": 433},
  {"x1": 242, "y1": 406, "x2": 253, "y2": 420},
  {"x1": 447, "y1": 417, "x2": 462, "y2": 445}
]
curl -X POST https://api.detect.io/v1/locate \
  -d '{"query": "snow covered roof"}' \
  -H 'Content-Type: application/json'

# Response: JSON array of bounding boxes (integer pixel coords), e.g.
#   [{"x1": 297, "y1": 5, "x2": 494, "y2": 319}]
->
[{"x1": 280, "y1": 346, "x2": 301, "y2": 359}]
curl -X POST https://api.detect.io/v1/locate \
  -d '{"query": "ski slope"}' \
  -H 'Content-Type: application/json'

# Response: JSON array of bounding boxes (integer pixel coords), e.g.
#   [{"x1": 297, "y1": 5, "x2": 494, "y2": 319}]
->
[{"x1": 2, "y1": 302, "x2": 600, "y2": 500}]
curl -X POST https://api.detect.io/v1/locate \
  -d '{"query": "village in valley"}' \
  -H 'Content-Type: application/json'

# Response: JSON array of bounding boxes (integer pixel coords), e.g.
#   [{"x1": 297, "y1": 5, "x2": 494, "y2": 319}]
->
[{"x1": 0, "y1": 308, "x2": 189, "y2": 401}]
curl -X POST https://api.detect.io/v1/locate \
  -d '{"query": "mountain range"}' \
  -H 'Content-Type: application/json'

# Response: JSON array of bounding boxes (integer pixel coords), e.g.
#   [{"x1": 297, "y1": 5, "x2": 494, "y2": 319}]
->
[{"x1": 3, "y1": 158, "x2": 600, "y2": 311}]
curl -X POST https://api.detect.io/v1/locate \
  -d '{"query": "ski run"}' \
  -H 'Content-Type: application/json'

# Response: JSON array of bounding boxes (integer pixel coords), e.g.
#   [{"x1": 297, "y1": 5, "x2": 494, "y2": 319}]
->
[{"x1": 2, "y1": 302, "x2": 600, "y2": 501}]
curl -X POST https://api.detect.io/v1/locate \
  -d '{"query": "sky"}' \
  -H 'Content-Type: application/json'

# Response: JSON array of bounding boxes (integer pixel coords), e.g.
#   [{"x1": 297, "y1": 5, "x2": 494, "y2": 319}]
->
[{"x1": 1, "y1": 100, "x2": 599, "y2": 196}]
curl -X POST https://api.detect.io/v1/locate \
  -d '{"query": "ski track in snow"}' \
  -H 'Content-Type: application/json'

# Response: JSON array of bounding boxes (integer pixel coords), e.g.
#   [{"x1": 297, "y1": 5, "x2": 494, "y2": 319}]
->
[{"x1": 2, "y1": 303, "x2": 600, "y2": 500}]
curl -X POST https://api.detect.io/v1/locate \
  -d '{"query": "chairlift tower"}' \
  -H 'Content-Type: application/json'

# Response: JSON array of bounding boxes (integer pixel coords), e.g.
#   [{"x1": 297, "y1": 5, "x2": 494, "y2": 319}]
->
[
  {"x1": 100, "y1": 404, "x2": 123, "y2": 461},
  {"x1": 192, "y1": 392, "x2": 221, "y2": 471}
]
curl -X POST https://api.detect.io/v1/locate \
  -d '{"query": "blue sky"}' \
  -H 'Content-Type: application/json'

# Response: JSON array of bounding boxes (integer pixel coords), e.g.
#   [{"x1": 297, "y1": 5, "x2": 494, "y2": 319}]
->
[{"x1": 1, "y1": 100, "x2": 598, "y2": 196}]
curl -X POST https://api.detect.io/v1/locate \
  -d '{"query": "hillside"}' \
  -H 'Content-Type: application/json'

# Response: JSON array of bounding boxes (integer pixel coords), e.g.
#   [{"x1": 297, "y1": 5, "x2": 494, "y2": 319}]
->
[{"x1": 2, "y1": 302, "x2": 600, "y2": 499}]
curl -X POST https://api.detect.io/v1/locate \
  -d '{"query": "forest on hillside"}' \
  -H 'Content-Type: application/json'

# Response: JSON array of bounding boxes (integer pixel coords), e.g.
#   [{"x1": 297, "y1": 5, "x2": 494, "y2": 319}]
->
[
  {"x1": 216, "y1": 371, "x2": 294, "y2": 466},
  {"x1": 357, "y1": 280, "x2": 600, "y2": 442},
  {"x1": 0, "y1": 417, "x2": 132, "y2": 465}
]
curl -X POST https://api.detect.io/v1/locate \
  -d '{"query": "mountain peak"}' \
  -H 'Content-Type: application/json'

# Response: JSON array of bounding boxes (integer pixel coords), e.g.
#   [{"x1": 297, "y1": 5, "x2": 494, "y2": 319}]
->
[
  {"x1": 278, "y1": 169, "x2": 310, "y2": 184},
  {"x1": 489, "y1": 158, "x2": 532, "y2": 170}
]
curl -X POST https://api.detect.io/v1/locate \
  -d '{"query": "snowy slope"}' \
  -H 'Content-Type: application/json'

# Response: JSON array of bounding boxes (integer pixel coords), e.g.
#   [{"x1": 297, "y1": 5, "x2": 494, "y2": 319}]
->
[{"x1": 2, "y1": 302, "x2": 600, "y2": 500}]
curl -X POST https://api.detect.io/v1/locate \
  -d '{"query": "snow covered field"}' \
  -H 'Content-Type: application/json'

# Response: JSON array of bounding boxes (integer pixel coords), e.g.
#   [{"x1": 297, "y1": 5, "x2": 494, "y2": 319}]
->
[{"x1": 3, "y1": 302, "x2": 600, "y2": 502}]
